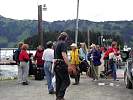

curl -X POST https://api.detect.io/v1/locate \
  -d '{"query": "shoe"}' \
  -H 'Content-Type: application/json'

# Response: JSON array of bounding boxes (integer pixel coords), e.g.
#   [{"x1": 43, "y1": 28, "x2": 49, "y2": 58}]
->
[
  {"x1": 72, "y1": 82, "x2": 79, "y2": 85},
  {"x1": 113, "y1": 79, "x2": 119, "y2": 81},
  {"x1": 56, "y1": 97, "x2": 65, "y2": 100},
  {"x1": 49, "y1": 91, "x2": 56, "y2": 94},
  {"x1": 22, "y1": 82, "x2": 29, "y2": 85}
]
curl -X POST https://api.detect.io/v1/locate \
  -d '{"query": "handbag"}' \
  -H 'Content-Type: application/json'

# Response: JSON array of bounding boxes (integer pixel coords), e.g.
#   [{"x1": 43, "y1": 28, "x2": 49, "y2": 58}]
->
[{"x1": 68, "y1": 64, "x2": 77, "y2": 76}]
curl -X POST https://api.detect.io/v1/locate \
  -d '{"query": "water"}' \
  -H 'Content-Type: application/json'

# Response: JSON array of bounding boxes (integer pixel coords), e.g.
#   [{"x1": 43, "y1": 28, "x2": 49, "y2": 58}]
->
[
  {"x1": 0, "y1": 65, "x2": 18, "y2": 80},
  {"x1": 0, "y1": 49, "x2": 36, "y2": 80},
  {"x1": 0, "y1": 49, "x2": 36, "y2": 60}
]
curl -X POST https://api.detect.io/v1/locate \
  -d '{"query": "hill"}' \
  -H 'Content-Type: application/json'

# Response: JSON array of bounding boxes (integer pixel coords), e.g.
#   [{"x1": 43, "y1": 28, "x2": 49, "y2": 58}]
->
[{"x1": 0, "y1": 15, "x2": 133, "y2": 48}]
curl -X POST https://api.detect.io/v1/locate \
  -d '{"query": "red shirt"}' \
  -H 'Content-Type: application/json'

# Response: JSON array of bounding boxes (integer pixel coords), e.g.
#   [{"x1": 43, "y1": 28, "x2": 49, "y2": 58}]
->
[
  {"x1": 19, "y1": 50, "x2": 29, "y2": 61},
  {"x1": 103, "y1": 47, "x2": 118, "y2": 60}
]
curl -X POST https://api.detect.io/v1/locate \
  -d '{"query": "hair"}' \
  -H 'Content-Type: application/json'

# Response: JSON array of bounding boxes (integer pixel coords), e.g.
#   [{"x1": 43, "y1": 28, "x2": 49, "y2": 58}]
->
[
  {"x1": 18, "y1": 42, "x2": 23, "y2": 48},
  {"x1": 111, "y1": 41, "x2": 117, "y2": 47},
  {"x1": 22, "y1": 44, "x2": 29, "y2": 50},
  {"x1": 80, "y1": 42, "x2": 88, "y2": 52},
  {"x1": 57, "y1": 32, "x2": 68, "y2": 41},
  {"x1": 46, "y1": 41, "x2": 53, "y2": 48},
  {"x1": 37, "y1": 45, "x2": 44, "y2": 50}
]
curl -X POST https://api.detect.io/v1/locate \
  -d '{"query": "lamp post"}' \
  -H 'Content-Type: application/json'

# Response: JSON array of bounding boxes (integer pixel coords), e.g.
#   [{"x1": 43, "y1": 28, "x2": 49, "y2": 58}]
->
[
  {"x1": 38, "y1": 4, "x2": 47, "y2": 47},
  {"x1": 75, "y1": 0, "x2": 79, "y2": 44}
]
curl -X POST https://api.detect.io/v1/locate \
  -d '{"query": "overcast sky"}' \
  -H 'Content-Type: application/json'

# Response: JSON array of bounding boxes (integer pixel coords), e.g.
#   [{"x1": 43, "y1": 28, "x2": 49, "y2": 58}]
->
[{"x1": 0, "y1": 0, "x2": 133, "y2": 22}]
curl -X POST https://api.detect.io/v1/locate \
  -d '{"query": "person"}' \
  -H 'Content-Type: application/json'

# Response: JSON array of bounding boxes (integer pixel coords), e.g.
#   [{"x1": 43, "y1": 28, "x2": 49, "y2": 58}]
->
[
  {"x1": 54, "y1": 32, "x2": 70, "y2": 100},
  {"x1": 29, "y1": 53, "x2": 34, "y2": 76},
  {"x1": 88, "y1": 44, "x2": 101, "y2": 80},
  {"x1": 96, "y1": 45, "x2": 103, "y2": 77},
  {"x1": 115, "y1": 48, "x2": 122, "y2": 69},
  {"x1": 42, "y1": 41, "x2": 55, "y2": 94},
  {"x1": 34, "y1": 45, "x2": 45, "y2": 80},
  {"x1": 13, "y1": 42, "x2": 23, "y2": 65},
  {"x1": 14, "y1": 42, "x2": 24, "y2": 84},
  {"x1": 70, "y1": 43, "x2": 80, "y2": 85},
  {"x1": 79, "y1": 43, "x2": 87, "y2": 61},
  {"x1": 78, "y1": 43, "x2": 88, "y2": 75},
  {"x1": 19, "y1": 44, "x2": 30, "y2": 85},
  {"x1": 103, "y1": 41, "x2": 119, "y2": 60},
  {"x1": 104, "y1": 41, "x2": 119, "y2": 81}
]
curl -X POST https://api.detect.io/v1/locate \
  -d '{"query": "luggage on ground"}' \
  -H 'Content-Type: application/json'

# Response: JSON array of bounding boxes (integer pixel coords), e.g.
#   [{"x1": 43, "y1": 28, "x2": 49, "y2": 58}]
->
[{"x1": 35, "y1": 67, "x2": 44, "y2": 80}]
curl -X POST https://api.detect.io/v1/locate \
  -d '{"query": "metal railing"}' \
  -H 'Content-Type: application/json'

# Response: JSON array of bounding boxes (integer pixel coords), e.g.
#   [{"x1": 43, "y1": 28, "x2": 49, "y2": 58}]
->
[{"x1": 0, "y1": 48, "x2": 36, "y2": 65}]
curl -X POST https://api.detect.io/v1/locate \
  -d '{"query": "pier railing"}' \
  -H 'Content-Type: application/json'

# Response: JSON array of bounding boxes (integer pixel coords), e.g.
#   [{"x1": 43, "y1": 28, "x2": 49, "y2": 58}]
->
[{"x1": 0, "y1": 48, "x2": 36, "y2": 65}]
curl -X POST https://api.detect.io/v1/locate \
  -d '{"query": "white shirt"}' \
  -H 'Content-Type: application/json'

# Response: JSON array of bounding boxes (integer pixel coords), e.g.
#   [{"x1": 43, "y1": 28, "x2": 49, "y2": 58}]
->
[{"x1": 42, "y1": 48, "x2": 54, "y2": 62}]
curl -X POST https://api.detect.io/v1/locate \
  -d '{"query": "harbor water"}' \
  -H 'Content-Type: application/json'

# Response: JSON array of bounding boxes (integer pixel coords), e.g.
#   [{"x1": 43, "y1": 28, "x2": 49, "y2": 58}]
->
[{"x1": 0, "y1": 49, "x2": 36, "y2": 80}]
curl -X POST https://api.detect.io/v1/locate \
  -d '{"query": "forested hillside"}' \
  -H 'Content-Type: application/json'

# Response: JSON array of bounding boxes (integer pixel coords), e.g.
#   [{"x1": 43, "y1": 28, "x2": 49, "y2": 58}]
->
[{"x1": 0, "y1": 15, "x2": 133, "y2": 48}]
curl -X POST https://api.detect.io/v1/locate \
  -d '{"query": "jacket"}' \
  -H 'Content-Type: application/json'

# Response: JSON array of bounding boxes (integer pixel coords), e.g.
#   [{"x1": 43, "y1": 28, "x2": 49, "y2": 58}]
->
[
  {"x1": 19, "y1": 50, "x2": 29, "y2": 62},
  {"x1": 34, "y1": 49, "x2": 44, "y2": 65},
  {"x1": 90, "y1": 48, "x2": 101, "y2": 66},
  {"x1": 70, "y1": 49, "x2": 80, "y2": 65},
  {"x1": 103, "y1": 47, "x2": 118, "y2": 60}
]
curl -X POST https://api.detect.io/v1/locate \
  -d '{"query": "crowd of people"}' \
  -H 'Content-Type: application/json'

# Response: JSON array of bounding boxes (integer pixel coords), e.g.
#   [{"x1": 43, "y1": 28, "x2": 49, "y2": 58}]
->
[{"x1": 13, "y1": 32, "x2": 122, "y2": 100}]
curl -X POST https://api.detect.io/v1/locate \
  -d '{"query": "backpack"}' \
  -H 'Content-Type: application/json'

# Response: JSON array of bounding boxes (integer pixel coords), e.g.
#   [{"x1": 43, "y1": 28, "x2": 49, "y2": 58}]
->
[{"x1": 13, "y1": 49, "x2": 21, "y2": 62}]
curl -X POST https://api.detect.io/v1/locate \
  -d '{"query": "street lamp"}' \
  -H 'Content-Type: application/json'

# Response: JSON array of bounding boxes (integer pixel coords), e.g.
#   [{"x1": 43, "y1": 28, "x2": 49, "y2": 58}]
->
[
  {"x1": 38, "y1": 4, "x2": 47, "y2": 47},
  {"x1": 75, "y1": 0, "x2": 79, "y2": 44},
  {"x1": 43, "y1": 4, "x2": 47, "y2": 11}
]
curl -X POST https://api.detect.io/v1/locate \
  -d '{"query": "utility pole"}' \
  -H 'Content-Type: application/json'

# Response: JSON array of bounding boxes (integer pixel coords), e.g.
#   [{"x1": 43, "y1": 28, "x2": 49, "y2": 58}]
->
[
  {"x1": 75, "y1": 0, "x2": 79, "y2": 44},
  {"x1": 38, "y1": 5, "x2": 43, "y2": 46},
  {"x1": 101, "y1": 35, "x2": 103, "y2": 46},
  {"x1": 87, "y1": 28, "x2": 90, "y2": 47}
]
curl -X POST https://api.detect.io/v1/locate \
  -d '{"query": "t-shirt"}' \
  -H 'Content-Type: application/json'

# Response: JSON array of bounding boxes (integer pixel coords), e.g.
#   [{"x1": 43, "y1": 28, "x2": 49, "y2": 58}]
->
[
  {"x1": 54, "y1": 41, "x2": 67, "y2": 59},
  {"x1": 42, "y1": 48, "x2": 54, "y2": 62}
]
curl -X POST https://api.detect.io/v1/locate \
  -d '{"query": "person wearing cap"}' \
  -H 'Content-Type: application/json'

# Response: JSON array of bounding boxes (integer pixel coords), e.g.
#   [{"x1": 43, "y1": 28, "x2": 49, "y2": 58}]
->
[
  {"x1": 42, "y1": 41, "x2": 55, "y2": 94},
  {"x1": 54, "y1": 32, "x2": 70, "y2": 100},
  {"x1": 70, "y1": 43, "x2": 80, "y2": 85},
  {"x1": 19, "y1": 44, "x2": 30, "y2": 85}
]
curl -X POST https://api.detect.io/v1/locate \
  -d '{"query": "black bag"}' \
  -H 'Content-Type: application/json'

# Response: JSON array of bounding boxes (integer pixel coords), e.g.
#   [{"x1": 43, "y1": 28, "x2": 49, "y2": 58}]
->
[
  {"x1": 79, "y1": 60, "x2": 90, "y2": 73},
  {"x1": 13, "y1": 49, "x2": 20, "y2": 62},
  {"x1": 35, "y1": 67, "x2": 44, "y2": 80}
]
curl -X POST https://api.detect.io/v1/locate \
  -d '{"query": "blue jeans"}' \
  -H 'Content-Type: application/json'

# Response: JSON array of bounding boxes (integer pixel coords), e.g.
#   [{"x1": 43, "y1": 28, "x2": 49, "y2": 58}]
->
[
  {"x1": 109, "y1": 59, "x2": 117, "y2": 80},
  {"x1": 44, "y1": 61, "x2": 54, "y2": 92}
]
